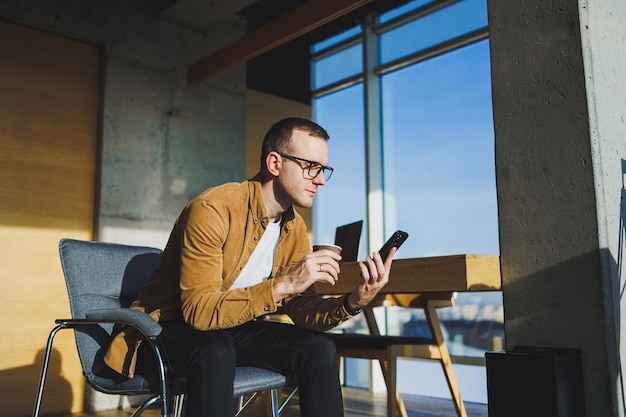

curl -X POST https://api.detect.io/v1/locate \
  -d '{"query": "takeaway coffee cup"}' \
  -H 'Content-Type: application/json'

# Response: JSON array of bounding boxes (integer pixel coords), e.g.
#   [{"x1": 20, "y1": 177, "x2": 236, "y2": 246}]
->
[{"x1": 312, "y1": 244, "x2": 342, "y2": 256}]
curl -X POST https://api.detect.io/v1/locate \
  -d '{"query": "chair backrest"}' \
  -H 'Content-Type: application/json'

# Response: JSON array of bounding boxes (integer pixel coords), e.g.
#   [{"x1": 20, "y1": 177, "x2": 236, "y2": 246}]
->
[{"x1": 58, "y1": 238, "x2": 162, "y2": 382}]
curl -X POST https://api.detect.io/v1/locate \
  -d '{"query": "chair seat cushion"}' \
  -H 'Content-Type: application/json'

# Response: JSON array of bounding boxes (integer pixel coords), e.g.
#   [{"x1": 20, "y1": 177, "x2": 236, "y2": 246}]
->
[
  {"x1": 330, "y1": 333, "x2": 435, "y2": 350},
  {"x1": 88, "y1": 371, "x2": 187, "y2": 396},
  {"x1": 91, "y1": 367, "x2": 286, "y2": 398},
  {"x1": 233, "y1": 367, "x2": 287, "y2": 397}
]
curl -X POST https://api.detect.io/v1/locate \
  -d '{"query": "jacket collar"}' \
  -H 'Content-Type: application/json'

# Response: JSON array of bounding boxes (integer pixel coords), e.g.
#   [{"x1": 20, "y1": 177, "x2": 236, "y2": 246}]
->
[{"x1": 248, "y1": 174, "x2": 296, "y2": 228}]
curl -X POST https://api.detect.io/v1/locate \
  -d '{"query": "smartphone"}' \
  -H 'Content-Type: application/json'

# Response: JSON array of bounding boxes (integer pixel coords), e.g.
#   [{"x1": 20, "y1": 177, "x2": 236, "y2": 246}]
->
[{"x1": 378, "y1": 230, "x2": 409, "y2": 261}]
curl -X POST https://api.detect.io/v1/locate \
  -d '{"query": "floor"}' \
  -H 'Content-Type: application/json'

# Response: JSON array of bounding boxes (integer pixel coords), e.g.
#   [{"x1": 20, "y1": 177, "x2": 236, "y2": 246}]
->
[
  {"x1": 278, "y1": 387, "x2": 489, "y2": 417},
  {"x1": 56, "y1": 387, "x2": 488, "y2": 417}
]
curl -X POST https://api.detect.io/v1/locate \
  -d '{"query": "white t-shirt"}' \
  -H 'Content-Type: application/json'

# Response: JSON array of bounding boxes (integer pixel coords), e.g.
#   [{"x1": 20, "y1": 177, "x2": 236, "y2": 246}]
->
[{"x1": 230, "y1": 218, "x2": 281, "y2": 289}]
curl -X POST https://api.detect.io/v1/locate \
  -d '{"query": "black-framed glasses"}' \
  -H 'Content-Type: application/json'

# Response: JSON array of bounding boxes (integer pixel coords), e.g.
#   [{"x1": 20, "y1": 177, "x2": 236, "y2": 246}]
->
[{"x1": 276, "y1": 152, "x2": 334, "y2": 181}]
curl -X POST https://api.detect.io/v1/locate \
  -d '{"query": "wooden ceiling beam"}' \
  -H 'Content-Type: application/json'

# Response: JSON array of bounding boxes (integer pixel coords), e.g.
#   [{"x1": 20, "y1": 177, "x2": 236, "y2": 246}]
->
[{"x1": 187, "y1": 0, "x2": 372, "y2": 86}]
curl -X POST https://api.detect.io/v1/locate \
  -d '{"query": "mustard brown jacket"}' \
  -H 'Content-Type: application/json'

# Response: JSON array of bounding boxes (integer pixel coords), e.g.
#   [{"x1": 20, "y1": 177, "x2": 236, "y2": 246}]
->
[{"x1": 104, "y1": 177, "x2": 353, "y2": 377}]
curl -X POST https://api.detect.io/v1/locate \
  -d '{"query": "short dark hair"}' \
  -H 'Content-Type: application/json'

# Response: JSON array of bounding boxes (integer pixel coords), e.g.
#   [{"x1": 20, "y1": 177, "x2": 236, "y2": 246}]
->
[{"x1": 260, "y1": 117, "x2": 329, "y2": 170}]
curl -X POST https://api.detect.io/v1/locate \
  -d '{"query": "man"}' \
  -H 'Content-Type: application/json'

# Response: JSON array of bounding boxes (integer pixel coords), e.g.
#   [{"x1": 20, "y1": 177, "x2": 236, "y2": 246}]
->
[{"x1": 104, "y1": 117, "x2": 396, "y2": 416}]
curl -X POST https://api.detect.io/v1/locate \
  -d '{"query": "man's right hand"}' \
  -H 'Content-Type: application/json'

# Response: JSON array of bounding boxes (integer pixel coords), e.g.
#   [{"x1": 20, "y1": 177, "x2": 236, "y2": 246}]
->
[{"x1": 271, "y1": 249, "x2": 342, "y2": 301}]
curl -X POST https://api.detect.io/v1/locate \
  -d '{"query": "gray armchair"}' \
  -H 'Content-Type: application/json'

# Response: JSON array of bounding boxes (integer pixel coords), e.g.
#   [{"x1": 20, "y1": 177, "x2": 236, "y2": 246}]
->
[{"x1": 33, "y1": 238, "x2": 287, "y2": 417}]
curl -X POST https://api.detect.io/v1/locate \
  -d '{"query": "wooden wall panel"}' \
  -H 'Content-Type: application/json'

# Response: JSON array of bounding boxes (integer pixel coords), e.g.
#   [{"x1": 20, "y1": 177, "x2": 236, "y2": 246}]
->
[{"x1": 0, "y1": 20, "x2": 100, "y2": 416}]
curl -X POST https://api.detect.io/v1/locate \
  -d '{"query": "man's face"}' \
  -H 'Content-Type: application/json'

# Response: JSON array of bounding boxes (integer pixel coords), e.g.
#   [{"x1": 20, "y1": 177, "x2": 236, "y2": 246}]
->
[{"x1": 275, "y1": 129, "x2": 329, "y2": 209}]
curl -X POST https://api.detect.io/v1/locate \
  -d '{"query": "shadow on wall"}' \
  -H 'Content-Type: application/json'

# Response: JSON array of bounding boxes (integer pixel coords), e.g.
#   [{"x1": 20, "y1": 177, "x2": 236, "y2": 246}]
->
[
  {"x1": 498, "y1": 158, "x2": 626, "y2": 415},
  {"x1": 480, "y1": 158, "x2": 626, "y2": 417},
  {"x1": 1, "y1": 347, "x2": 73, "y2": 416}
]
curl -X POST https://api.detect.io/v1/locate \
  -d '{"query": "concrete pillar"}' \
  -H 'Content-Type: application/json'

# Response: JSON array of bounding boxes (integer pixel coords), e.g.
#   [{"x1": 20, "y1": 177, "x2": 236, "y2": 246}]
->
[{"x1": 488, "y1": 0, "x2": 626, "y2": 416}]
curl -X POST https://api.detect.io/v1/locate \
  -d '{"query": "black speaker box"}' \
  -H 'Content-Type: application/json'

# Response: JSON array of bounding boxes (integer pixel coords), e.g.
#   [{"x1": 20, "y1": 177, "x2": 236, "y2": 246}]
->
[{"x1": 485, "y1": 347, "x2": 585, "y2": 417}]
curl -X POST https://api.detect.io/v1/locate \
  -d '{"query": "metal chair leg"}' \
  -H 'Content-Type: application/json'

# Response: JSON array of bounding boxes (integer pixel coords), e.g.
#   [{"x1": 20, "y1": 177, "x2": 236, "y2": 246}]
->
[
  {"x1": 278, "y1": 386, "x2": 298, "y2": 414},
  {"x1": 32, "y1": 324, "x2": 64, "y2": 417},
  {"x1": 269, "y1": 388, "x2": 279, "y2": 417},
  {"x1": 235, "y1": 392, "x2": 262, "y2": 416},
  {"x1": 171, "y1": 393, "x2": 185, "y2": 417},
  {"x1": 129, "y1": 396, "x2": 161, "y2": 417}
]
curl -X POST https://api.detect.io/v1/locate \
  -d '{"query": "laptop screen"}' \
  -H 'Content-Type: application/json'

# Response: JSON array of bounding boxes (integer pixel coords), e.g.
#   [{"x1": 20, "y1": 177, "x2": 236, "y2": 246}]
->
[{"x1": 334, "y1": 220, "x2": 363, "y2": 262}]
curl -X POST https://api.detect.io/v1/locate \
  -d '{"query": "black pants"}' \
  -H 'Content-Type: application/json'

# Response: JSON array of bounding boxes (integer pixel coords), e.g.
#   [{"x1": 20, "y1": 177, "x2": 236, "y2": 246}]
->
[{"x1": 147, "y1": 319, "x2": 344, "y2": 417}]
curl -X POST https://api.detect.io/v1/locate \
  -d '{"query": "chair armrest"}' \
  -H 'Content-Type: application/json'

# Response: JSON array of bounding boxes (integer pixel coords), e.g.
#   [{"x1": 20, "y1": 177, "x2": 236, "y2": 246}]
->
[{"x1": 85, "y1": 308, "x2": 163, "y2": 337}]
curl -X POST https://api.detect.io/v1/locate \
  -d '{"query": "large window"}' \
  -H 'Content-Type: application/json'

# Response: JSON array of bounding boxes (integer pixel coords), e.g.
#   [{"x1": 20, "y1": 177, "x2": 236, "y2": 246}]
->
[
  {"x1": 312, "y1": 85, "x2": 367, "y2": 247},
  {"x1": 381, "y1": 39, "x2": 498, "y2": 257},
  {"x1": 312, "y1": 0, "x2": 502, "y2": 402}
]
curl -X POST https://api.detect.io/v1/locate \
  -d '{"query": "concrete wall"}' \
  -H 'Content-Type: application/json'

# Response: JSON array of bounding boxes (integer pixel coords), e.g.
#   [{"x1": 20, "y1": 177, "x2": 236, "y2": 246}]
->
[
  {"x1": 488, "y1": 0, "x2": 626, "y2": 415},
  {"x1": 0, "y1": 0, "x2": 248, "y2": 250},
  {"x1": 581, "y1": 1, "x2": 626, "y2": 413}
]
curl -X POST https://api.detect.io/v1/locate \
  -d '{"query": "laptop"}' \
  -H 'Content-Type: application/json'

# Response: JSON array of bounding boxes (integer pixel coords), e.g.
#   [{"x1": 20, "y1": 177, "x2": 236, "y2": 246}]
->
[{"x1": 334, "y1": 220, "x2": 363, "y2": 262}]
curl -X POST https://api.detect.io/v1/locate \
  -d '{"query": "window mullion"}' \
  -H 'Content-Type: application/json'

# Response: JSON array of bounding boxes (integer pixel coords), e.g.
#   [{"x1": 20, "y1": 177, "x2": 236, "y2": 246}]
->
[{"x1": 363, "y1": 14, "x2": 385, "y2": 253}]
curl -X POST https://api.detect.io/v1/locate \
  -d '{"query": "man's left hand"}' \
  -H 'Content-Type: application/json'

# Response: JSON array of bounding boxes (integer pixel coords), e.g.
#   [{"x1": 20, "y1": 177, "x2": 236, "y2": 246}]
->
[{"x1": 346, "y1": 247, "x2": 397, "y2": 311}]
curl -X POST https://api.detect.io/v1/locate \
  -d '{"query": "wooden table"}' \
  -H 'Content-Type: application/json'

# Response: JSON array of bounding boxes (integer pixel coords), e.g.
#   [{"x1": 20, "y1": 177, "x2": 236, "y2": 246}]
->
[
  {"x1": 314, "y1": 254, "x2": 501, "y2": 417},
  {"x1": 315, "y1": 253, "x2": 501, "y2": 295}
]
